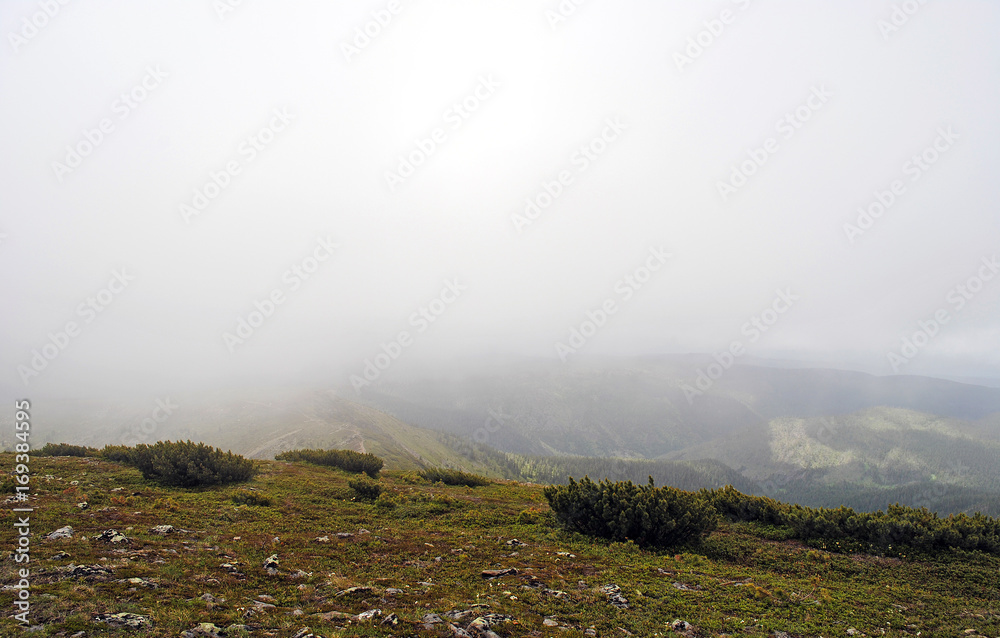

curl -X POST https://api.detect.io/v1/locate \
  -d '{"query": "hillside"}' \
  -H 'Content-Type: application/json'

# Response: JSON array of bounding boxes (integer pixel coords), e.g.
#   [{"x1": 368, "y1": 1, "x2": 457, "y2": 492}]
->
[
  {"x1": 2, "y1": 454, "x2": 998, "y2": 638},
  {"x1": 354, "y1": 356, "x2": 1000, "y2": 459},
  {"x1": 1, "y1": 389, "x2": 486, "y2": 472}
]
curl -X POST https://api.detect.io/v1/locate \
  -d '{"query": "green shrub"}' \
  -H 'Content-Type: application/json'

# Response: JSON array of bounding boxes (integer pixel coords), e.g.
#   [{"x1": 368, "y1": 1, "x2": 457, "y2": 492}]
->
[
  {"x1": 276, "y1": 448, "x2": 383, "y2": 478},
  {"x1": 232, "y1": 488, "x2": 272, "y2": 507},
  {"x1": 419, "y1": 467, "x2": 491, "y2": 487},
  {"x1": 36, "y1": 442, "x2": 100, "y2": 457},
  {"x1": 348, "y1": 476, "x2": 384, "y2": 500},
  {"x1": 701, "y1": 485, "x2": 790, "y2": 525},
  {"x1": 109, "y1": 440, "x2": 256, "y2": 487},
  {"x1": 702, "y1": 484, "x2": 1000, "y2": 556},
  {"x1": 375, "y1": 491, "x2": 399, "y2": 509},
  {"x1": 544, "y1": 476, "x2": 718, "y2": 549},
  {"x1": 100, "y1": 445, "x2": 136, "y2": 464}
]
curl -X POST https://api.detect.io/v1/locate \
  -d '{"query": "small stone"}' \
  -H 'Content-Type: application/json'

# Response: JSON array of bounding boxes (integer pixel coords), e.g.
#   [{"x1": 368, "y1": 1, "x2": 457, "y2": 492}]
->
[
  {"x1": 47, "y1": 526, "x2": 74, "y2": 540},
  {"x1": 94, "y1": 612, "x2": 151, "y2": 629},
  {"x1": 357, "y1": 608, "x2": 382, "y2": 621},
  {"x1": 381, "y1": 613, "x2": 399, "y2": 626},
  {"x1": 77, "y1": 502, "x2": 89, "y2": 509},
  {"x1": 180, "y1": 622, "x2": 226, "y2": 638},
  {"x1": 601, "y1": 584, "x2": 629, "y2": 609},
  {"x1": 263, "y1": 554, "x2": 280, "y2": 570},
  {"x1": 481, "y1": 568, "x2": 518, "y2": 578},
  {"x1": 422, "y1": 613, "x2": 444, "y2": 626},
  {"x1": 150, "y1": 524, "x2": 175, "y2": 535},
  {"x1": 544, "y1": 618, "x2": 559, "y2": 627}
]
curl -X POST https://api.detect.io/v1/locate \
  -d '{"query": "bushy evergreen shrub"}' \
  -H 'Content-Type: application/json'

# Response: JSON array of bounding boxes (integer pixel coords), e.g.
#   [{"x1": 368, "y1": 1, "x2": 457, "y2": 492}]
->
[
  {"x1": 419, "y1": 467, "x2": 491, "y2": 487},
  {"x1": 36, "y1": 442, "x2": 100, "y2": 457},
  {"x1": 231, "y1": 488, "x2": 272, "y2": 507},
  {"x1": 100, "y1": 445, "x2": 136, "y2": 464},
  {"x1": 275, "y1": 448, "x2": 383, "y2": 478},
  {"x1": 705, "y1": 485, "x2": 1000, "y2": 556},
  {"x1": 109, "y1": 440, "x2": 256, "y2": 487},
  {"x1": 544, "y1": 476, "x2": 718, "y2": 548},
  {"x1": 348, "y1": 476, "x2": 384, "y2": 500}
]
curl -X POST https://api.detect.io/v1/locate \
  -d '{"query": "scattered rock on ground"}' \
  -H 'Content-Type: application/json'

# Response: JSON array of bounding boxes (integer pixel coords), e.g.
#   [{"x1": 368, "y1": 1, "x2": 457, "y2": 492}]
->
[
  {"x1": 356, "y1": 608, "x2": 382, "y2": 621},
  {"x1": 95, "y1": 529, "x2": 128, "y2": 543},
  {"x1": 481, "y1": 568, "x2": 518, "y2": 578},
  {"x1": 149, "y1": 524, "x2": 176, "y2": 535},
  {"x1": 263, "y1": 554, "x2": 280, "y2": 574},
  {"x1": 180, "y1": 622, "x2": 226, "y2": 637},
  {"x1": 94, "y1": 612, "x2": 151, "y2": 629},
  {"x1": 601, "y1": 584, "x2": 629, "y2": 609},
  {"x1": 47, "y1": 526, "x2": 73, "y2": 540}
]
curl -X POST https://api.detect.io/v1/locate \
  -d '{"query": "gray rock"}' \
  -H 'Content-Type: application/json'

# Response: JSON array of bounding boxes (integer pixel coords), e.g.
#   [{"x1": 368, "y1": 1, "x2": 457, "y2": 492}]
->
[
  {"x1": 180, "y1": 622, "x2": 226, "y2": 637},
  {"x1": 94, "y1": 612, "x2": 151, "y2": 629},
  {"x1": 481, "y1": 568, "x2": 518, "y2": 578},
  {"x1": 47, "y1": 526, "x2": 73, "y2": 540},
  {"x1": 95, "y1": 529, "x2": 128, "y2": 544},
  {"x1": 381, "y1": 613, "x2": 399, "y2": 626},
  {"x1": 336, "y1": 586, "x2": 374, "y2": 597},
  {"x1": 356, "y1": 608, "x2": 382, "y2": 621},
  {"x1": 601, "y1": 584, "x2": 629, "y2": 609}
]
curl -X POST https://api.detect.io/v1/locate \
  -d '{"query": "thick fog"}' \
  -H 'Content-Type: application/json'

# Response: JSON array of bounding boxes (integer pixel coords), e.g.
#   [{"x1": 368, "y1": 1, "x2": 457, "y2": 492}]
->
[{"x1": 2, "y1": 0, "x2": 999, "y2": 400}]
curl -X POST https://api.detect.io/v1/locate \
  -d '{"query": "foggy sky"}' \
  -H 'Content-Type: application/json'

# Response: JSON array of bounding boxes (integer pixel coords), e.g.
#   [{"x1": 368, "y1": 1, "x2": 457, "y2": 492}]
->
[{"x1": 2, "y1": 0, "x2": 999, "y2": 400}]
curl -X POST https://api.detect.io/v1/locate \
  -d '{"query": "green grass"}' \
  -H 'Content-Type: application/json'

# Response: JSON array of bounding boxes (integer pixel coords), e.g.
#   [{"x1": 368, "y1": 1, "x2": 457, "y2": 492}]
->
[{"x1": 2, "y1": 453, "x2": 998, "y2": 637}]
